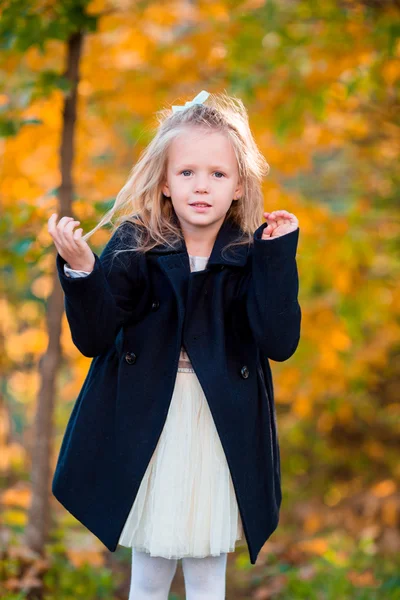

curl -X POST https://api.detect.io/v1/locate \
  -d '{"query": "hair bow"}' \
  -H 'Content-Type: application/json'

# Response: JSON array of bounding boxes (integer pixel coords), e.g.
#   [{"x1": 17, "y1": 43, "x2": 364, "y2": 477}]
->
[{"x1": 172, "y1": 90, "x2": 210, "y2": 113}]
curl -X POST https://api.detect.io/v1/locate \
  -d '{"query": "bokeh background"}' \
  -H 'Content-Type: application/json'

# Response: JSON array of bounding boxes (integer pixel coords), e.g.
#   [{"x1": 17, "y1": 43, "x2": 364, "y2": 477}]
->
[{"x1": 1, "y1": 0, "x2": 399, "y2": 598}]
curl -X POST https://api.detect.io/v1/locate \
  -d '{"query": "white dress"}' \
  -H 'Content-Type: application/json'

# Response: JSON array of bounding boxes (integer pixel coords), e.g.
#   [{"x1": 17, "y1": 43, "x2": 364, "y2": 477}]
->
[{"x1": 64, "y1": 254, "x2": 244, "y2": 560}]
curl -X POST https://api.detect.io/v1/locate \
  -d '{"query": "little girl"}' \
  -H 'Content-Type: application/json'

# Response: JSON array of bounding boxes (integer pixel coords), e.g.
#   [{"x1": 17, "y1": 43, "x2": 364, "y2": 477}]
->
[{"x1": 48, "y1": 90, "x2": 301, "y2": 599}]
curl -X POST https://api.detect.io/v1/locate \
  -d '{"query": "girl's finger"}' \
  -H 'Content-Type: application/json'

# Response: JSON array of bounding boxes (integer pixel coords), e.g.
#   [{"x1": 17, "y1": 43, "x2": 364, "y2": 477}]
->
[
  {"x1": 276, "y1": 217, "x2": 289, "y2": 227},
  {"x1": 265, "y1": 224, "x2": 277, "y2": 237},
  {"x1": 271, "y1": 210, "x2": 289, "y2": 218},
  {"x1": 48, "y1": 213, "x2": 60, "y2": 235},
  {"x1": 263, "y1": 210, "x2": 299, "y2": 233},
  {"x1": 65, "y1": 219, "x2": 81, "y2": 240},
  {"x1": 48, "y1": 216, "x2": 63, "y2": 246},
  {"x1": 262, "y1": 225, "x2": 273, "y2": 238},
  {"x1": 56, "y1": 217, "x2": 76, "y2": 242},
  {"x1": 48, "y1": 213, "x2": 58, "y2": 226},
  {"x1": 56, "y1": 216, "x2": 75, "y2": 229},
  {"x1": 61, "y1": 219, "x2": 81, "y2": 252},
  {"x1": 274, "y1": 211, "x2": 297, "y2": 226}
]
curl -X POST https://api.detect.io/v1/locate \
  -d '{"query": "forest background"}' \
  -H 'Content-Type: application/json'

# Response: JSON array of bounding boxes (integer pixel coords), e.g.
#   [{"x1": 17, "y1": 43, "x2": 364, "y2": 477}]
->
[{"x1": 1, "y1": 0, "x2": 399, "y2": 598}]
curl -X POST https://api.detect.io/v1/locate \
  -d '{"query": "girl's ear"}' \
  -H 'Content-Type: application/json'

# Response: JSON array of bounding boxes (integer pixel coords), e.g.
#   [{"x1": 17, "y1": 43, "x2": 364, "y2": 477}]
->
[
  {"x1": 162, "y1": 182, "x2": 170, "y2": 197},
  {"x1": 234, "y1": 181, "x2": 243, "y2": 200}
]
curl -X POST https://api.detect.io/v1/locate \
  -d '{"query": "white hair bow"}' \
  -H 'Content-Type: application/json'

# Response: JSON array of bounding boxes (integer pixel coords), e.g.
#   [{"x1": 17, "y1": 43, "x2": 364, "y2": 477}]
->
[{"x1": 172, "y1": 90, "x2": 210, "y2": 113}]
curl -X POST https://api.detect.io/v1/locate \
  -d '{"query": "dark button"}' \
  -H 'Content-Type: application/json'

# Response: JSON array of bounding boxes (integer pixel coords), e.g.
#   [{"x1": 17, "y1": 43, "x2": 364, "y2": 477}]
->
[
  {"x1": 240, "y1": 365, "x2": 249, "y2": 379},
  {"x1": 151, "y1": 300, "x2": 160, "y2": 311},
  {"x1": 125, "y1": 352, "x2": 137, "y2": 365},
  {"x1": 220, "y1": 265, "x2": 225, "y2": 270}
]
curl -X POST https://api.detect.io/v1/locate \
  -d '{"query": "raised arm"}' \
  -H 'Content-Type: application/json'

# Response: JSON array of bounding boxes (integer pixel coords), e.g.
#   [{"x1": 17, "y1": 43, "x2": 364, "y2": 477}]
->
[
  {"x1": 246, "y1": 222, "x2": 301, "y2": 362},
  {"x1": 54, "y1": 221, "x2": 148, "y2": 357}
]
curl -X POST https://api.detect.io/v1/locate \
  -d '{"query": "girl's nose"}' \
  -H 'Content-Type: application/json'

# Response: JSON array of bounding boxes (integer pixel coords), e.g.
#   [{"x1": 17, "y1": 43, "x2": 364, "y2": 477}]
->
[{"x1": 194, "y1": 180, "x2": 210, "y2": 193}]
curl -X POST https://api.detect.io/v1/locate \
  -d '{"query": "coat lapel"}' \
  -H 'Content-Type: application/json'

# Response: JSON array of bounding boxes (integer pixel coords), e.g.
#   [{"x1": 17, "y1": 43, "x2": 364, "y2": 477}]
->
[{"x1": 147, "y1": 215, "x2": 250, "y2": 330}]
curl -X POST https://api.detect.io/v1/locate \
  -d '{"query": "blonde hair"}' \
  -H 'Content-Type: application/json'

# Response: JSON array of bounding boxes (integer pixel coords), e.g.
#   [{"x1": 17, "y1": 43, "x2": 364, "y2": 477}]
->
[{"x1": 83, "y1": 90, "x2": 270, "y2": 257}]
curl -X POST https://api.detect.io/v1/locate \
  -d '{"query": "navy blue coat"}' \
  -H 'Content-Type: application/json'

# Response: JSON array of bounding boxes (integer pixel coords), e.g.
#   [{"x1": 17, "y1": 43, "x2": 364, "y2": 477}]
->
[{"x1": 52, "y1": 215, "x2": 301, "y2": 565}]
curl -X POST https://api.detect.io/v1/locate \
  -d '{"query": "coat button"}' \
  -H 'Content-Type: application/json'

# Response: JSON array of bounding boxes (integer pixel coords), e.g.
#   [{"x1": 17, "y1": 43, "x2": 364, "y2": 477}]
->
[
  {"x1": 220, "y1": 265, "x2": 225, "y2": 270},
  {"x1": 125, "y1": 352, "x2": 137, "y2": 365},
  {"x1": 151, "y1": 300, "x2": 160, "y2": 311},
  {"x1": 240, "y1": 365, "x2": 249, "y2": 379}
]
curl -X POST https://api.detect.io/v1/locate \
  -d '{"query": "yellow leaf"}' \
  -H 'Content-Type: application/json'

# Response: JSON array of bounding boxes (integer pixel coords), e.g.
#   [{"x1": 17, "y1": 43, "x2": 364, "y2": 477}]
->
[
  {"x1": 86, "y1": 0, "x2": 108, "y2": 15},
  {"x1": 31, "y1": 276, "x2": 53, "y2": 300},
  {"x1": 8, "y1": 371, "x2": 40, "y2": 402},
  {"x1": 335, "y1": 270, "x2": 352, "y2": 294},
  {"x1": 330, "y1": 328, "x2": 351, "y2": 351},
  {"x1": 371, "y1": 479, "x2": 397, "y2": 497},
  {"x1": 66, "y1": 549, "x2": 105, "y2": 568},
  {"x1": 347, "y1": 570, "x2": 380, "y2": 588},
  {"x1": 293, "y1": 394, "x2": 312, "y2": 418},
  {"x1": 2, "y1": 508, "x2": 27, "y2": 527},
  {"x1": 303, "y1": 513, "x2": 321, "y2": 534},
  {"x1": 6, "y1": 329, "x2": 48, "y2": 359},
  {"x1": 1, "y1": 486, "x2": 31, "y2": 508},
  {"x1": 382, "y1": 59, "x2": 400, "y2": 86},
  {"x1": 317, "y1": 412, "x2": 334, "y2": 433},
  {"x1": 296, "y1": 537, "x2": 328, "y2": 555},
  {"x1": 0, "y1": 442, "x2": 26, "y2": 471},
  {"x1": 364, "y1": 441, "x2": 385, "y2": 459},
  {"x1": 337, "y1": 403, "x2": 353, "y2": 424},
  {"x1": 318, "y1": 347, "x2": 340, "y2": 372},
  {"x1": 381, "y1": 498, "x2": 398, "y2": 526}
]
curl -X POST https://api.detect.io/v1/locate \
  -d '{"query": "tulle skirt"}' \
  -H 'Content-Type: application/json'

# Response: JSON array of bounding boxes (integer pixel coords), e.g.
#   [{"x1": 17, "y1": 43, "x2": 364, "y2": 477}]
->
[{"x1": 117, "y1": 370, "x2": 244, "y2": 559}]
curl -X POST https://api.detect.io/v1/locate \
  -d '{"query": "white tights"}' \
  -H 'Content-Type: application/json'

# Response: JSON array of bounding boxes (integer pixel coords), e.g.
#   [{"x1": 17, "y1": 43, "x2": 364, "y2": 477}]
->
[{"x1": 128, "y1": 548, "x2": 228, "y2": 599}]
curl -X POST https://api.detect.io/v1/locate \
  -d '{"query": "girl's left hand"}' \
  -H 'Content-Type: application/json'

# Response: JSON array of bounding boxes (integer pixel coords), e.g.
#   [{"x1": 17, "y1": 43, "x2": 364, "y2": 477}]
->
[{"x1": 261, "y1": 210, "x2": 299, "y2": 239}]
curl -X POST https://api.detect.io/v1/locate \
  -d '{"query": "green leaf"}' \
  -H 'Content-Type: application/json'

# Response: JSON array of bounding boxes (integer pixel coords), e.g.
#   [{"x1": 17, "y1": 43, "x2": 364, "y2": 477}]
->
[{"x1": 0, "y1": 118, "x2": 20, "y2": 137}]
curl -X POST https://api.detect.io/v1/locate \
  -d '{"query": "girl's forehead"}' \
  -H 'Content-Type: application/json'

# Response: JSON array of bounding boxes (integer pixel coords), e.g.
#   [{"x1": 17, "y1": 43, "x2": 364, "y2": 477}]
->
[
  {"x1": 167, "y1": 127, "x2": 236, "y2": 164},
  {"x1": 172, "y1": 125, "x2": 224, "y2": 143}
]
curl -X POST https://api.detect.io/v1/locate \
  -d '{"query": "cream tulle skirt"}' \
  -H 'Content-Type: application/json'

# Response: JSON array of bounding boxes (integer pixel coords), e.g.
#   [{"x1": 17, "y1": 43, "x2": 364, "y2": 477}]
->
[{"x1": 118, "y1": 370, "x2": 243, "y2": 559}]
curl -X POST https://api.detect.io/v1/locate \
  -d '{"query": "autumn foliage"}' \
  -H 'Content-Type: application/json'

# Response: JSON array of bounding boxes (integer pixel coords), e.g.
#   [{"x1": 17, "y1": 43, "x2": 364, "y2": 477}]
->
[{"x1": 0, "y1": 0, "x2": 399, "y2": 598}]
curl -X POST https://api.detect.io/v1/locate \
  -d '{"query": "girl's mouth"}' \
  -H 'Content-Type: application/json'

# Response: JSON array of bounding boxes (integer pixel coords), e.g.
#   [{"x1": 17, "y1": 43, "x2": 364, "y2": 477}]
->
[{"x1": 190, "y1": 203, "x2": 211, "y2": 211}]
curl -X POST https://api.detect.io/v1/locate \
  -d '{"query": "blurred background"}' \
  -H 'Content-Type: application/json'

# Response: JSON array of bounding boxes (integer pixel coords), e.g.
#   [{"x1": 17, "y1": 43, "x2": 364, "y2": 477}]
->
[{"x1": 1, "y1": 0, "x2": 399, "y2": 598}]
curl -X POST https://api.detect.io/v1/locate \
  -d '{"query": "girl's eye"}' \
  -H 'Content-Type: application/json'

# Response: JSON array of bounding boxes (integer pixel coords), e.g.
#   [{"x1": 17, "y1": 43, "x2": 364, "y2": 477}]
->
[{"x1": 180, "y1": 170, "x2": 225, "y2": 178}]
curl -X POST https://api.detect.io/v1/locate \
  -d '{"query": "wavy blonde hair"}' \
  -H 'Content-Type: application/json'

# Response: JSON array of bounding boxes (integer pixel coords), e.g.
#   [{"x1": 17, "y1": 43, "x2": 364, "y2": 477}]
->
[{"x1": 83, "y1": 90, "x2": 270, "y2": 257}]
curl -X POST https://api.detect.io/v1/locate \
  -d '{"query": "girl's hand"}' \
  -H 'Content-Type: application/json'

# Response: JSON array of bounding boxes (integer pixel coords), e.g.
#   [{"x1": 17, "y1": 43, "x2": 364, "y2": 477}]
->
[
  {"x1": 48, "y1": 214, "x2": 95, "y2": 272},
  {"x1": 261, "y1": 210, "x2": 299, "y2": 239}
]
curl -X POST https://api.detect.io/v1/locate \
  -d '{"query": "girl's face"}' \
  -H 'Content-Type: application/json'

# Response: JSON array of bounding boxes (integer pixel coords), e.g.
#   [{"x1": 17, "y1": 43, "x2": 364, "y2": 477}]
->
[{"x1": 162, "y1": 126, "x2": 243, "y2": 237}]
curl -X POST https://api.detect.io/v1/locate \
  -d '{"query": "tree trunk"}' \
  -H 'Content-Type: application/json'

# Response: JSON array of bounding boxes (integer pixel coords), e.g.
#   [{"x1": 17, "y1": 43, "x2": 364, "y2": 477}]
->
[{"x1": 24, "y1": 30, "x2": 84, "y2": 555}]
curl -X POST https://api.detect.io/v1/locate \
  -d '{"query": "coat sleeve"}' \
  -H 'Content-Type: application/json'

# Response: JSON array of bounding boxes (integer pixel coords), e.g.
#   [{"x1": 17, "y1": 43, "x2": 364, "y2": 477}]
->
[
  {"x1": 56, "y1": 222, "x2": 147, "y2": 358},
  {"x1": 246, "y1": 223, "x2": 301, "y2": 362}
]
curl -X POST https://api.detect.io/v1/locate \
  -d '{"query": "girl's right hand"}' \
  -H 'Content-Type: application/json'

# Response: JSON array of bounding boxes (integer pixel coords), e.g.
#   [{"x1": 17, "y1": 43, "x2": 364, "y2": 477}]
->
[{"x1": 48, "y1": 214, "x2": 95, "y2": 272}]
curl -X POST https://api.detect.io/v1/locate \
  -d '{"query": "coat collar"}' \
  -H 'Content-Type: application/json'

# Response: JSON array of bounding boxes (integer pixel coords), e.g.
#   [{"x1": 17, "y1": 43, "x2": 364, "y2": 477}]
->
[{"x1": 147, "y1": 215, "x2": 251, "y2": 267}]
